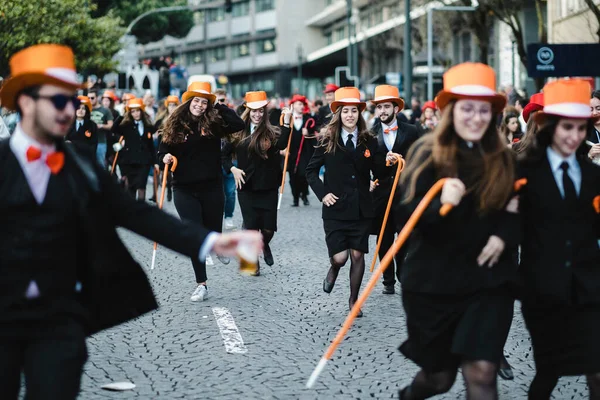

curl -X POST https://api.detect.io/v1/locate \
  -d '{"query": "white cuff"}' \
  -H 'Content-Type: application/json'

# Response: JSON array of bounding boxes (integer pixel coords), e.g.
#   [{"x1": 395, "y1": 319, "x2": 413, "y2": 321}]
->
[{"x1": 198, "y1": 232, "x2": 219, "y2": 262}]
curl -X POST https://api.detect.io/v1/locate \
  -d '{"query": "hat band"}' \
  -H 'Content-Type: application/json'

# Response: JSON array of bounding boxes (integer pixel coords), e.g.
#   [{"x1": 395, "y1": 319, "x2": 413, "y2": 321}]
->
[
  {"x1": 246, "y1": 100, "x2": 268, "y2": 108},
  {"x1": 46, "y1": 68, "x2": 79, "y2": 85},
  {"x1": 190, "y1": 90, "x2": 211, "y2": 96},
  {"x1": 373, "y1": 95, "x2": 400, "y2": 102},
  {"x1": 449, "y1": 84, "x2": 496, "y2": 96},
  {"x1": 543, "y1": 103, "x2": 591, "y2": 118},
  {"x1": 335, "y1": 98, "x2": 362, "y2": 104}
]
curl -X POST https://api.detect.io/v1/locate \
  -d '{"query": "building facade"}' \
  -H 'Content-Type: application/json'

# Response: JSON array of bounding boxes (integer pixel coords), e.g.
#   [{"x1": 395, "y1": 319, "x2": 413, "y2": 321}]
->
[{"x1": 548, "y1": 0, "x2": 600, "y2": 43}]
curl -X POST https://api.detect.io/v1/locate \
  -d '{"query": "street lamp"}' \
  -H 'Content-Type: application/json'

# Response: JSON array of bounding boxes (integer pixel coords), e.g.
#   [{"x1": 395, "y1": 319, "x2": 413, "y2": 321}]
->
[{"x1": 427, "y1": 3, "x2": 478, "y2": 100}]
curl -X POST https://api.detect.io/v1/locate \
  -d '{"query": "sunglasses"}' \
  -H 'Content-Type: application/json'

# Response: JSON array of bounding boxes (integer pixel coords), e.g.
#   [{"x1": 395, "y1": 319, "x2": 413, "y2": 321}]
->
[
  {"x1": 31, "y1": 94, "x2": 81, "y2": 110},
  {"x1": 218, "y1": 98, "x2": 227, "y2": 103}
]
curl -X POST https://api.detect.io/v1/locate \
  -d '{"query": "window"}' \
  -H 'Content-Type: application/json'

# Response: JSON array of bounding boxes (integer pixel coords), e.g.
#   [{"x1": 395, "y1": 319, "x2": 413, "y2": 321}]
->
[
  {"x1": 207, "y1": 8, "x2": 225, "y2": 22},
  {"x1": 187, "y1": 50, "x2": 203, "y2": 65},
  {"x1": 207, "y1": 47, "x2": 226, "y2": 62},
  {"x1": 232, "y1": 0, "x2": 250, "y2": 17},
  {"x1": 256, "y1": 38, "x2": 276, "y2": 54},
  {"x1": 325, "y1": 32, "x2": 333, "y2": 45},
  {"x1": 460, "y1": 32, "x2": 472, "y2": 62},
  {"x1": 334, "y1": 26, "x2": 346, "y2": 42},
  {"x1": 233, "y1": 42, "x2": 251, "y2": 58},
  {"x1": 193, "y1": 11, "x2": 205, "y2": 25},
  {"x1": 325, "y1": 0, "x2": 335, "y2": 5},
  {"x1": 559, "y1": 0, "x2": 586, "y2": 18},
  {"x1": 256, "y1": 0, "x2": 275, "y2": 12}
]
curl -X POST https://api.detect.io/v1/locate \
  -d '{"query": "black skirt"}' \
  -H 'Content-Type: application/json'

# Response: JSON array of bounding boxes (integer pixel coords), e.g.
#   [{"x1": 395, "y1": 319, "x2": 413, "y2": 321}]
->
[
  {"x1": 400, "y1": 286, "x2": 514, "y2": 373},
  {"x1": 120, "y1": 164, "x2": 150, "y2": 190},
  {"x1": 323, "y1": 218, "x2": 371, "y2": 257},
  {"x1": 238, "y1": 189, "x2": 278, "y2": 231},
  {"x1": 522, "y1": 302, "x2": 600, "y2": 376}
]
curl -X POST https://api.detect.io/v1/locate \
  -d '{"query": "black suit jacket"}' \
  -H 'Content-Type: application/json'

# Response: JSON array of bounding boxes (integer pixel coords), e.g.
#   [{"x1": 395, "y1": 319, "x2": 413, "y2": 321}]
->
[
  {"x1": 114, "y1": 120, "x2": 157, "y2": 165},
  {"x1": 67, "y1": 119, "x2": 98, "y2": 153},
  {"x1": 371, "y1": 116, "x2": 419, "y2": 228},
  {"x1": 287, "y1": 114, "x2": 318, "y2": 175},
  {"x1": 0, "y1": 139, "x2": 210, "y2": 335},
  {"x1": 221, "y1": 125, "x2": 291, "y2": 192},
  {"x1": 306, "y1": 135, "x2": 380, "y2": 221},
  {"x1": 519, "y1": 153, "x2": 600, "y2": 306}
]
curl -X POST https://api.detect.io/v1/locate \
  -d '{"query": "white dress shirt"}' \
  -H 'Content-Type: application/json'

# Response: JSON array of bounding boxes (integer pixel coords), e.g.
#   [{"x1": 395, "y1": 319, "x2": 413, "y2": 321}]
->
[
  {"x1": 293, "y1": 114, "x2": 303, "y2": 131},
  {"x1": 381, "y1": 120, "x2": 398, "y2": 151},
  {"x1": 546, "y1": 147, "x2": 581, "y2": 198},
  {"x1": 250, "y1": 123, "x2": 257, "y2": 133},
  {"x1": 341, "y1": 127, "x2": 358, "y2": 147},
  {"x1": 135, "y1": 120, "x2": 144, "y2": 136},
  {"x1": 76, "y1": 120, "x2": 84, "y2": 131}
]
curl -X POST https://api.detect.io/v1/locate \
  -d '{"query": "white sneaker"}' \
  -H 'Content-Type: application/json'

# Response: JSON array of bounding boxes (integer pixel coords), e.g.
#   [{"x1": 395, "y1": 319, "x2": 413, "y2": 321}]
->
[
  {"x1": 190, "y1": 285, "x2": 208, "y2": 302},
  {"x1": 206, "y1": 254, "x2": 214, "y2": 266},
  {"x1": 224, "y1": 218, "x2": 235, "y2": 230}
]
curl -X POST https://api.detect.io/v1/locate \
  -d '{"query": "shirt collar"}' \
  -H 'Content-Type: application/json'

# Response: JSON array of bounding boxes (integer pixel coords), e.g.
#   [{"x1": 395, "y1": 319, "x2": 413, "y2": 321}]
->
[
  {"x1": 11, "y1": 123, "x2": 56, "y2": 160},
  {"x1": 341, "y1": 127, "x2": 358, "y2": 141},
  {"x1": 381, "y1": 119, "x2": 398, "y2": 131},
  {"x1": 546, "y1": 146, "x2": 577, "y2": 172},
  {"x1": 250, "y1": 123, "x2": 257, "y2": 133}
]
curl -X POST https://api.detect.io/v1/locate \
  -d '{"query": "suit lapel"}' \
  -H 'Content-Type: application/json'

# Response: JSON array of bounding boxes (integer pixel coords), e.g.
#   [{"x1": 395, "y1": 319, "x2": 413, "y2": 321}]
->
[
  {"x1": 541, "y1": 155, "x2": 564, "y2": 205},
  {"x1": 393, "y1": 120, "x2": 407, "y2": 154}
]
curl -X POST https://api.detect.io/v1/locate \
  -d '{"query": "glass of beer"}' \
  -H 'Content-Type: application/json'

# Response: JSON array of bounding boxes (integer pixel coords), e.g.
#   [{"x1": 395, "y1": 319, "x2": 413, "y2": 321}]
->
[{"x1": 237, "y1": 239, "x2": 258, "y2": 276}]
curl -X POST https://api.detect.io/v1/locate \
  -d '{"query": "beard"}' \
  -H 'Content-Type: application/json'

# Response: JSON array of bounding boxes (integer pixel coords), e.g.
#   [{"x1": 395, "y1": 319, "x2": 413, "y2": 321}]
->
[{"x1": 380, "y1": 112, "x2": 396, "y2": 125}]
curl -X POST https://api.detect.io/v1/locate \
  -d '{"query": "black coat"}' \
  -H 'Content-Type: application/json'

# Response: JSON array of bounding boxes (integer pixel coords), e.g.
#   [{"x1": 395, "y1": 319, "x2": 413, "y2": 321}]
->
[
  {"x1": 371, "y1": 116, "x2": 419, "y2": 232},
  {"x1": 287, "y1": 114, "x2": 318, "y2": 176},
  {"x1": 306, "y1": 135, "x2": 380, "y2": 221},
  {"x1": 221, "y1": 125, "x2": 291, "y2": 192},
  {"x1": 66, "y1": 119, "x2": 98, "y2": 153},
  {"x1": 518, "y1": 153, "x2": 600, "y2": 306},
  {"x1": 0, "y1": 139, "x2": 209, "y2": 336},
  {"x1": 398, "y1": 143, "x2": 520, "y2": 294},
  {"x1": 114, "y1": 120, "x2": 157, "y2": 165}
]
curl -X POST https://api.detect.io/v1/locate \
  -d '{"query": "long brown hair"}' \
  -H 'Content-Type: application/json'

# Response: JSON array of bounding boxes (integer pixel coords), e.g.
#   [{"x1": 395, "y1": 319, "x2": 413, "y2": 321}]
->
[
  {"x1": 513, "y1": 117, "x2": 539, "y2": 155},
  {"x1": 318, "y1": 105, "x2": 373, "y2": 153},
  {"x1": 500, "y1": 110, "x2": 522, "y2": 144},
  {"x1": 402, "y1": 100, "x2": 515, "y2": 213},
  {"x1": 230, "y1": 106, "x2": 280, "y2": 159},
  {"x1": 121, "y1": 109, "x2": 152, "y2": 127},
  {"x1": 160, "y1": 98, "x2": 224, "y2": 144}
]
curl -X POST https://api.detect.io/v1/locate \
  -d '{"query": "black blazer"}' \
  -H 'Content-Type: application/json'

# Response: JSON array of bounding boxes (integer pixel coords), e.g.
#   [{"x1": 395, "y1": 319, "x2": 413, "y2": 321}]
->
[
  {"x1": 371, "y1": 116, "x2": 419, "y2": 217},
  {"x1": 114, "y1": 120, "x2": 157, "y2": 165},
  {"x1": 306, "y1": 135, "x2": 380, "y2": 221},
  {"x1": 398, "y1": 144, "x2": 520, "y2": 294},
  {"x1": 67, "y1": 119, "x2": 98, "y2": 153},
  {"x1": 518, "y1": 153, "x2": 600, "y2": 306},
  {"x1": 221, "y1": 125, "x2": 291, "y2": 192},
  {"x1": 0, "y1": 139, "x2": 210, "y2": 335},
  {"x1": 287, "y1": 114, "x2": 318, "y2": 175}
]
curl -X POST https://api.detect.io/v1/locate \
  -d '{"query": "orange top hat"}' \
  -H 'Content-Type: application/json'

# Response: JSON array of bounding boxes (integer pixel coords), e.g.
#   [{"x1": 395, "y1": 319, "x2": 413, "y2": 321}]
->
[
  {"x1": 244, "y1": 91, "x2": 268, "y2": 109},
  {"x1": 330, "y1": 87, "x2": 366, "y2": 113},
  {"x1": 78, "y1": 95, "x2": 92, "y2": 112},
  {"x1": 182, "y1": 81, "x2": 216, "y2": 104},
  {"x1": 522, "y1": 92, "x2": 544, "y2": 123},
  {"x1": 422, "y1": 100, "x2": 437, "y2": 112},
  {"x1": 125, "y1": 98, "x2": 145, "y2": 112},
  {"x1": 534, "y1": 79, "x2": 594, "y2": 124},
  {"x1": 324, "y1": 83, "x2": 340, "y2": 94},
  {"x1": 435, "y1": 63, "x2": 506, "y2": 112},
  {"x1": 0, "y1": 44, "x2": 85, "y2": 111},
  {"x1": 164, "y1": 95, "x2": 180, "y2": 107},
  {"x1": 371, "y1": 85, "x2": 405, "y2": 110},
  {"x1": 102, "y1": 90, "x2": 118, "y2": 102}
]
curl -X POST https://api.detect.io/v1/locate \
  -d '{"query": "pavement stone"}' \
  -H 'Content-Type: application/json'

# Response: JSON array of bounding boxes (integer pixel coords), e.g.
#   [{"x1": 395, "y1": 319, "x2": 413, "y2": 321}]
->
[{"x1": 76, "y1": 185, "x2": 587, "y2": 399}]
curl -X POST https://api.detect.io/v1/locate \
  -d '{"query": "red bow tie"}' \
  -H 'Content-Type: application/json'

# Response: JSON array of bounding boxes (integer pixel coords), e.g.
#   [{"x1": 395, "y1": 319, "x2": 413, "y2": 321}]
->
[
  {"x1": 384, "y1": 126, "x2": 398, "y2": 134},
  {"x1": 26, "y1": 146, "x2": 65, "y2": 174},
  {"x1": 294, "y1": 115, "x2": 303, "y2": 120}
]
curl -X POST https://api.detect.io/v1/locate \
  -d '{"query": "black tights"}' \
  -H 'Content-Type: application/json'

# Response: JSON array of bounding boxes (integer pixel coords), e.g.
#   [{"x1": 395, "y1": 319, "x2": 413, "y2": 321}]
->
[
  {"x1": 529, "y1": 372, "x2": 600, "y2": 399},
  {"x1": 330, "y1": 249, "x2": 365, "y2": 305},
  {"x1": 403, "y1": 361, "x2": 497, "y2": 400},
  {"x1": 261, "y1": 229, "x2": 274, "y2": 248}
]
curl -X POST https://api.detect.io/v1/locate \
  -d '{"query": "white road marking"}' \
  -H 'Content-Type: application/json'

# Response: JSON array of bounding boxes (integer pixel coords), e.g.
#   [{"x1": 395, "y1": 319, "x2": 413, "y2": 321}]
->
[{"x1": 212, "y1": 307, "x2": 248, "y2": 354}]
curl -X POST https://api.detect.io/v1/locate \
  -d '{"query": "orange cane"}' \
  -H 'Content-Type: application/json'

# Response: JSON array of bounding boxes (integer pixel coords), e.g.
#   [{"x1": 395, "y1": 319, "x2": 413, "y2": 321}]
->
[
  {"x1": 278, "y1": 113, "x2": 294, "y2": 210},
  {"x1": 306, "y1": 178, "x2": 453, "y2": 388},
  {"x1": 151, "y1": 156, "x2": 179, "y2": 270},
  {"x1": 110, "y1": 136, "x2": 124, "y2": 176},
  {"x1": 369, "y1": 154, "x2": 406, "y2": 272}
]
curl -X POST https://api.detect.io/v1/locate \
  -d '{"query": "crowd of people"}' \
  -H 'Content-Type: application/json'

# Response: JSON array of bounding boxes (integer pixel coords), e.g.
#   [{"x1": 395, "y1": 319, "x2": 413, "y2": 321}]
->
[{"x1": 0, "y1": 43, "x2": 599, "y2": 400}]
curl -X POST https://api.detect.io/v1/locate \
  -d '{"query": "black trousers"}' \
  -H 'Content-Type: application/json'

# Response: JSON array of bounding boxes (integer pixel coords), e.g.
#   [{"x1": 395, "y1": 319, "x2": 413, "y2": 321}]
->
[
  {"x1": 288, "y1": 171, "x2": 309, "y2": 201},
  {"x1": 0, "y1": 317, "x2": 88, "y2": 400},
  {"x1": 174, "y1": 183, "x2": 224, "y2": 283},
  {"x1": 378, "y1": 215, "x2": 406, "y2": 287}
]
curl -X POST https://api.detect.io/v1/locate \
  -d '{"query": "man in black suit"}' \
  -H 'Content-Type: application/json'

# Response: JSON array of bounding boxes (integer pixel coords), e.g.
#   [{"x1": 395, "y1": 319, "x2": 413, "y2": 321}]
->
[
  {"x1": 370, "y1": 85, "x2": 419, "y2": 294},
  {"x1": 317, "y1": 83, "x2": 339, "y2": 131},
  {"x1": 0, "y1": 44, "x2": 262, "y2": 400}
]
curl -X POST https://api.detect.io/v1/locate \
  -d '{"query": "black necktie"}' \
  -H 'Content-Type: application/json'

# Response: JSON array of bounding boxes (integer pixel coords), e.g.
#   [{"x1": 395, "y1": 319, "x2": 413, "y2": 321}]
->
[
  {"x1": 346, "y1": 134, "x2": 355, "y2": 152},
  {"x1": 560, "y1": 162, "x2": 577, "y2": 202}
]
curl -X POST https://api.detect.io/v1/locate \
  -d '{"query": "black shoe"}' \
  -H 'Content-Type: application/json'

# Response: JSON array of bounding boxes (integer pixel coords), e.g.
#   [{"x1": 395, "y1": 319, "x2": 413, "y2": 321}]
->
[
  {"x1": 382, "y1": 284, "x2": 395, "y2": 294},
  {"x1": 291, "y1": 199, "x2": 299, "y2": 207},
  {"x1": 251, "y1": 261, "x2": 261, "y2": 277},
  {"x1": 349, "y1": 300, "x2": 363, "y2": 318},
  {"x1": 498, "y1": 355, "x2": 514, "y2": 380},
  {"x1": 167, "y1": 190, "x2": 172, "y2": 202},
  {"x1": 399, "y1": 387, "x2": 410, "y2": 399},
  {"x1": 149, "y1": 196, "x2": 157, "y2": 203},
  {"x1": 323, "y1": 266, "x2": 340, "y2": 293},
  {"x1": 302, "y1": 195, "x2": 309, "y2": 206},
  {"x1": 263, "y1": 244, "x2": 274, "y2": 266}
]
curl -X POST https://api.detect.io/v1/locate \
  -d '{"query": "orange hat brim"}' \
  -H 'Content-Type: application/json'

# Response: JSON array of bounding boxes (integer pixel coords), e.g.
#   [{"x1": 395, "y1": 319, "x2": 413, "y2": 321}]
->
[
  {"x1": 371, "y1": 97, "x2": 405, "y2": 110},
  {"x1": 182, "y1": 90, "x2": 216, "y2": 104},
  {"x1": 533, "y1": 111, "x2": 600, "y2": 125},
  {"x1": 330, "y1": 100, "x2": 366, "y2": 113},
  {"x1": 435, "y1": 91, "x2": 506, "y2": 113},
  {"x1": 244, "y1": 100, "x2": 269, "y2": 110},
  {"x1": 0, "y1": 73, "x2": 85, "y2": 111}
]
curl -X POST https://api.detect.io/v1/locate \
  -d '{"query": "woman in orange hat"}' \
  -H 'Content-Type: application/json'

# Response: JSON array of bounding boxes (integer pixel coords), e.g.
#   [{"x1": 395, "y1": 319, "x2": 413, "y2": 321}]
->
[
  {"x1": 101, "y1": 90, "x2": 120, "y2": 120},
  {"x1": 158, "y1": 82, "x2": 244, "y2": 302},
  {"x1": 397, "y1": 63, "x2": 519, "y2": 400},
  {"x1": 517, "y1": 79, "x2": 600, "y2": 399},
  {"x1": 306, "y1": 87, "x2": 380, "y2": 318},
  {"x1": 66, "y1": 95, "x2": 98, "y2": 152},
  {"x1": 112, "y1": 98, "x2": 157, "y2": 201},
  {"x1": 221, "y1": 91, "x2": 292, "y2": 275}
]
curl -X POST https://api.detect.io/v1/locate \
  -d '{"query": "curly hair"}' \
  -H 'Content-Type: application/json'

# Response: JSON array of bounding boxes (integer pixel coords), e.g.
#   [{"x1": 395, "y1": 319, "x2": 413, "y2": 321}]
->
[{"x1": 159, "y1": 98, "x2": 224, "y2": 144}]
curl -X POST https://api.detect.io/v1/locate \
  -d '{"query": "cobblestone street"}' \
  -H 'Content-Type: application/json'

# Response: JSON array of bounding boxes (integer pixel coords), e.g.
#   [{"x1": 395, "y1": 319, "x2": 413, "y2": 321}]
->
[{"x1": 80, "y1": 187, "x2": 589, "y2": 399}]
